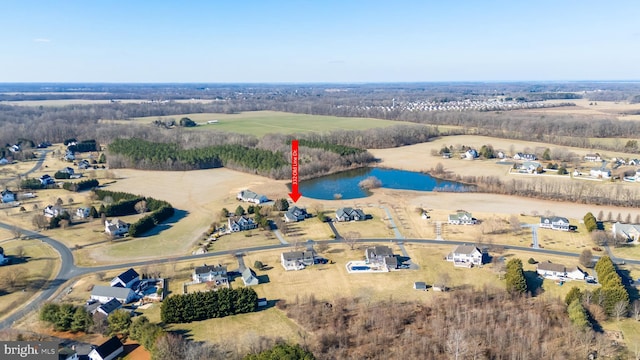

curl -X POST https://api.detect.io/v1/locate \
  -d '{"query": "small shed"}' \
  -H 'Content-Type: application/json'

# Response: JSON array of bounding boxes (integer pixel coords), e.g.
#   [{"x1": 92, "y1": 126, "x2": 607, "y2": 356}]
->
[
  {"x1": 257, "y1": 298, "x2": 268, "y2": 307},
  {"x1": 414, "y1": 282, "x2": 427, "y2": 291}
]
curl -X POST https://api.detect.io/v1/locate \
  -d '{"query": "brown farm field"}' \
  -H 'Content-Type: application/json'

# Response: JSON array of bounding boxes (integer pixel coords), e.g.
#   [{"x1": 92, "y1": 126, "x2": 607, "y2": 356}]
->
[{"x1": 515, "y1": 99, "x2": 640, "y2": 121}]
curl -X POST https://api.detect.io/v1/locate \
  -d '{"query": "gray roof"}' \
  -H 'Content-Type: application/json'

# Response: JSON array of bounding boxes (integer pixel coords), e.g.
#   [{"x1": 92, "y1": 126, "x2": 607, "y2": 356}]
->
[
  {"x1": 97, "y1": 298, "x2": 122, "y2": 315},
  {"x1": 194, "y1": 264, "x2": 227, "y2": 274},
  {"x1": 452, "y1": 244, "x2": 480, "y2": 256},
  {"x1": 91, "y1": 285, "x2": 134, "y2": 300},
  {"x1": 366, "y1": 246, "x2": 394, "y2": 258},
  {"x1": 282, "y1": 251, "x2": 314, "y2": 261},
  {"x1": 414, "y1": 282, "x2": 427, "y2": 290},
  {"x1": 537, "y1": 261, "x2": 566, "y2": 273},
  {"x1": 242, "y1": 268, "x2": 259, "y2": 286}
]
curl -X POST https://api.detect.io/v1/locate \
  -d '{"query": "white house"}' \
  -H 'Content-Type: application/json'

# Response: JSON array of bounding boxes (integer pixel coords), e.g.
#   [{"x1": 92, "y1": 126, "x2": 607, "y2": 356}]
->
[
  {"x1": 60, "y1": 167, "x2": 75, "y2": 175},
  {"x1": 88, "y1": 337, "x2": 123, "y2": 360},
  {"x1": 43, "y1": 205, "x2": 66, "y2": 218},
  {"x1": 90, "y1": 285, "x2": 136, "y2": 304},
  {"x1": 76, "y1": 207, "x2": 91, "y2": 219},
  {"x1": 365, "y1": 246, "x2": 398, "y2": 270},
  {"x1": 105, "y1": 219, "x2": 130, "y2": 236},
  {"x1": 612, "y1": 222, "x2": 640, "y2": 243},
  {"x1": 39, "y1": 174, "x2": 55, "y2": 185},
  {"x1": 281, "y1": 251, "x2": 315, "y2": 271},
  {"x1": 536, "y1": 261, "x2": 586, "y2": 281},
  {"x1": 590, "y1": 166, "x2": 611, "y2": 179},
  {"x1": 446, "y1": 244, "x2": 483, "y2": 267},
  {"x1": 513, "y1": 153, "x2": 537, "y2": 161},
  {"x1": 236, "y1": 190, "x2": 268, "y2": 204},
  {"x1": 464, "y1": 149, "x2": 478, "y2": 160},
  {"x1": 448, "y1": 211, "x2": 476, "y2": 225},
  {"x1": 1, "y1": 189, "x2": 16, "y2": 203},
  {"x1": 584, "y1": 154, "x2": 602, "y2": 162},
  {"x1": 58, "y1": 347, "x2": 78, "y2": 360},
  {"x1": 192, "y1": 264, "x2": 228, "y2": 285},
  {"x1": 110, "y1": 268, "x2": 139, "y2": 288},
  {"x1": 539, "y1": 216, "x2": 570, "y2": 231}
]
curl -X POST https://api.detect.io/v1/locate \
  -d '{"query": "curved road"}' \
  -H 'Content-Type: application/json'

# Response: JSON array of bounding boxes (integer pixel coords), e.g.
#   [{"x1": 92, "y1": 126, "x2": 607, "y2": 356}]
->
[{"x1": 1, "y1": 151, "x2": 638, "y2": 329}]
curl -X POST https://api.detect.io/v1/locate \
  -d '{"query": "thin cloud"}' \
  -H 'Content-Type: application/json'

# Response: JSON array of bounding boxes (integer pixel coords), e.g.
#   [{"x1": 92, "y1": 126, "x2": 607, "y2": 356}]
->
[{"x1": 33, "y1": 38, "x2": 51, "y2": 43}]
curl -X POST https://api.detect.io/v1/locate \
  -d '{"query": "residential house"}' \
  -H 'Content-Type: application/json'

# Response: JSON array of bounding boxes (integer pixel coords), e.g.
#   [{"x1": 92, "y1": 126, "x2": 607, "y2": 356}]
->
[
  {"x1": 464, "y1": 149, "x2": 478, "y2": 160},
  {"x1": 522, "y1": 161, "x2": 542, "y2": 174},
  {"x1": 88, "y1": 336, "x2": 123, "y2": 360},
  {"x1": 9, "y1": 144, "x2": 21, "y2": 153},
  {"x1": 281, "y1": 251, "x2": 315, "y2": 271},
  {"x1": 76, "y1": 207, "x2": 91, "y2": 219},
  {"x1": 536, "y1": 261, "x2": 586, "y2": 281},
  {"x1": 284, "y1": 206, "x2": 309, "y2": 222},
  {"x1": 421, "y1": 211, "x2": 430, "y2": 219},
  {"x1": 78, "y1": 159, "x2": 91, "y2": 170},
  {"x1": 364, "y1": 246, "x2": 398, "y2": 270},
  {"x1": 497, "y1": 151, "x2": 506, "y2": 159},
  {"x1": 0, "y1": 158, "x2": 9, "y2": 165},
  {"x1": 630, "y1": 159, "x2": 640, "y2": 166},
  {"x1": 44, "y1": 205, "x2": 66, "y2": 218},
  {"x1": 64, "y1": 151, "x2": 75, "y2": 162},
  {"x1": 58, "y1": 346, "x2": 79, "y2": 360},
  {"x1": 446, "y1": 244, "x2": 483, "y2": 267},
  {"x1": 90, "y1": 285, "x2": 136, "y2": 304},
  {"x1": 513, "y1": 153, "x2": 537, "y2": 161},
  {"x1": 60, "y1": 167, "x2": 75, "y2": 175},
  {"x1": 612, "y1": 222, "x2": 640, "y2": 242},
  {"x1": 539, "y1": 216, "x2": 570, "y2": 231},
  {"x1": 1, "y1": 189, "x2": 16, "y2": 203},
  {"x1": 448, "y1": 211, "x2": 476, "y2": 225},
  {"x1": 40, "y1": 174, "x2": 55, "y2": 185},
  {"x1": 236, "y1": 190, "x2": 268, "y2": 204},
  {"x1": 590, "y1": 166, "x2": 611, "y2": 179},
  {"x1": 0, "y1": 252, "x2": 9, "y2": 266},
  {"x1": 192, "y1": 264, "x2": 228, "y2": 285},
  {"x1": 227, "y1": 215, "x2": 257, "y2": 232},
  {"x1": 110, "y1": 268, "x2": 139, "y2": 288},
  {"x1": 584, "y1": 154, "x2": 602, "y2": 162},
  {"x1": 93, "y1": 298, "x2": 122, "y2": 317},
  {"x1": 105, "y1": 219, "x2": 130, "y2": 236},
  {"x1": 241, "y1": 267, "x2": 259, "y2": 286},
  {"x1": 335, "y1": 207, "x2": 366, "y2": 222}
]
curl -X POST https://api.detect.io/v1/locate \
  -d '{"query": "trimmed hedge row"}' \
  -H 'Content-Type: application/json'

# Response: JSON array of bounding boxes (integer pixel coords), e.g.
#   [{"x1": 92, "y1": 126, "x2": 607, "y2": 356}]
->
[{"x1": 161, "y1": 287, "x2": 257, "y2": 324}]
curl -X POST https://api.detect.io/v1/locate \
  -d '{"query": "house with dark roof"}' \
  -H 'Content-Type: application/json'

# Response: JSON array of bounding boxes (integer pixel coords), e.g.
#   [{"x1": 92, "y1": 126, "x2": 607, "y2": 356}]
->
[
  {"x1": 90, "y1": 285, "x2": 136, "y2": 304},
  {"x1": 58, "y1": 346, "x2": 79, "y2": 360},
  {"x1": 284, "y1": 206, "x2": 309, "y2": 222},
  {"x1": 1, "y1": 189, "x2": 16, "y2": 203},
  {"x1": 364, "y1": 246, "x2": 398, "y2": 270},
  {"x1": 227, "y1": 216, "x2": 257, "y2": 232},
  {"x1": 40, "y1": 174, "x2": 55, "y2": 185},
  {"x1": 335, "y1": 207, "x2": 366, "y2": 222},
  {"x1": 281, "y1": 251, "x2": 315, "y2": 271},
  {"x1": 446, "y1": 244, "x2": 483, "y2": 267},
  {"x1": 88, "y1": 336, "x2": 123, "y2": 360},
  {"x1": 110, "y1": 268, "x2": 139, "y2": 288},
  {"x1": 539, "y1": 216, "x2": 570, "y2": 231},
  {"x1": 192, "y1": 264, "x2": 228, "y2": 285},
  {"x1": 236, "y1": 190, "x2": 268, "y2": 204},
  {"x1": 94, "y1": 298, "x2": 123, "y2": 317}
]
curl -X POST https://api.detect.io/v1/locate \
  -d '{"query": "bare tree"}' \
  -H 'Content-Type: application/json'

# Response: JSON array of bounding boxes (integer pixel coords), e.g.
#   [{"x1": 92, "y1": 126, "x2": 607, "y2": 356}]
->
[
  {"x1": 632, "y1": 300, "x2": 640, "y2": 321},
  {"x1": 607, "y1": 211, "x2": 613, "y2": 222},
  {"x1": 11, "y1": 226, "x2": 21, "y2": 240},
  {"x1": 134, "y1": 200, "x2": 148, "y2": 214},
  {"x1": 32, "y1": 215, "x2": 48, "y2": 230},
  {"x1": 509, "y1": 215, "x2": 521, "y2": 234},
  {"x1": 446, "y1": 329, "x2": 469, "y2": 360},
  {"x1": 15, "y1": 246, "x2": 24, "y2": 259},
  {"x1": 1, "y1": 268, "x2": 28, "y2": 291},
  {"x1": 67, "y1": 197, "x2": 74, "y2": 205},
  {"x1": 614, "y1": 301, "x2": 628, "y2": 321},
  {"x1": 434, "y1": 272, "x2": 451, "y2": 290},
  {"x1": 597, "y1": 210, "x2": 604, "y2": 221},
  {"x1": 343, "y1": 231, "x2": 361, "y2": 250},
  {"x1": 579, "y1": 249, "x2": 593, "y2": 268}
]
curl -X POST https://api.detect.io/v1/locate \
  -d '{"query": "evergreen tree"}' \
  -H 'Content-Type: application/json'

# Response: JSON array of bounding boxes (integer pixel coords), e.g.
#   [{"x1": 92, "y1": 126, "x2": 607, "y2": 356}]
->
[
  {"x1": 235, "y1": 205, "x2": 245, "y2": 216},
  {"x1": 71, "y1": 307, "x2": 93, "y2": 333},
  {"x1": 565, "y1": 286, "x2": 583, "y2": 305},
  {"x1": 567, "y1": 299, "x2": 590, "y2": 329},
  {"x1": 505, "y1": 258, "x2": 527, "y2": 294}
]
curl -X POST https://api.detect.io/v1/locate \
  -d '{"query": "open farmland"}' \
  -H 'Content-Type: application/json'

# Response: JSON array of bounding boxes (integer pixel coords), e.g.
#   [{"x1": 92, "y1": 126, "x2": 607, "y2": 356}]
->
[{"x1": 111, "y1": 111, "x2": 418, "y2": 137}]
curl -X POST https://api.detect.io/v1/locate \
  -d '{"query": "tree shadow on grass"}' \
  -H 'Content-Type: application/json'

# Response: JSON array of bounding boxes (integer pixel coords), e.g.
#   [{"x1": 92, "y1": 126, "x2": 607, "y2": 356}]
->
[
  {"x1": 524, "y1": 270, "x2": 544, "y2": 297},
  {"x1": 256, "y1": 274, "x2": 270, "y2": 284},
  {"x1": 134, "y1": 209, "x2": 190, "y2": 238}
]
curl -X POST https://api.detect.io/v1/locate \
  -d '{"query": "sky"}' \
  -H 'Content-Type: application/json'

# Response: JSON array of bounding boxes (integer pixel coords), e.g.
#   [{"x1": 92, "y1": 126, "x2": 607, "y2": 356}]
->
[{"x1": 1, "y1": 0, "x2": 639, "y2": 83}]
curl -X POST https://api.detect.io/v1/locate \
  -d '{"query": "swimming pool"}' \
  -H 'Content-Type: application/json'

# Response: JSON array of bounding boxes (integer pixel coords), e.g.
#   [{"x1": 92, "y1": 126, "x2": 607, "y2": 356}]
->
[{"x1": 351, "y1": 266, "x2": 371, "y2": 271}]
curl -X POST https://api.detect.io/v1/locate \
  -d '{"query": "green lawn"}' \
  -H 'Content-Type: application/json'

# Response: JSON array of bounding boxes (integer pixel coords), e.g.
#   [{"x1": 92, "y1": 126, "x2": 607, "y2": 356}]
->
[{"x1": 127, "y1": 111, "x2": 414, "y2": 137}]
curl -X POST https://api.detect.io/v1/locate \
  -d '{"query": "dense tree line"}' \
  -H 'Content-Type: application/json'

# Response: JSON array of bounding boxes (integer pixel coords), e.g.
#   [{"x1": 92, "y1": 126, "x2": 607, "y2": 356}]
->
[
  {"x1": 280, "y1": 288, "x2": 620, "y2": 360},
  {"x1": 593, "y1": 256, "x2": 630, "y2": 317},
  {"x1": 296, "y1": 139, "x2": 364, "y2": 156},
  {"x1": 161, "y1": 287, "x2": 257, "y2": 324},
  {"x1": 67, "y1": 139, "x2": 98, "y2": 153},
  {"x1": 93, "y1": 189, "x2": 174, "y2": 237},
  {"x1": 244, "y1": 342, "x2": 315, "y2": 360},
  {"x1": 62, "y1": 179, "x2": 99, "y2": 192},
  {"x1": 39, "y1": 303, "x2": 92, "y2": 333}
]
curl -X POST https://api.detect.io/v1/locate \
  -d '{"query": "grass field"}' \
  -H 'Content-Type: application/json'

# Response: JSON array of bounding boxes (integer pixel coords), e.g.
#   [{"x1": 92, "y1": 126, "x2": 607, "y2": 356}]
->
[
  {"x1": 0, "y1": 239, "x2": 59, "y2": 320},
  {"x1": 118, "y1": 111, "x2": 415, "y2": 137}
]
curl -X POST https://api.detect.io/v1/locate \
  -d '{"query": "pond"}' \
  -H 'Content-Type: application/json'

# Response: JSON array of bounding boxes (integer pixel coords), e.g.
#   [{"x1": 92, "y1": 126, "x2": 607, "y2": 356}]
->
[{"x1": 297, "y1": 167, "x2": 470, "y2": 200}]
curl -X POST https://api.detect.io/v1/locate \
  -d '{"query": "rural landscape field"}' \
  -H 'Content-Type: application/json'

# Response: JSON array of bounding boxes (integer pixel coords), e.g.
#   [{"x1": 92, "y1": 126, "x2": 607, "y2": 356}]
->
[{"x1": 1, "y1": 81, "x2": 640, "y2": 359}]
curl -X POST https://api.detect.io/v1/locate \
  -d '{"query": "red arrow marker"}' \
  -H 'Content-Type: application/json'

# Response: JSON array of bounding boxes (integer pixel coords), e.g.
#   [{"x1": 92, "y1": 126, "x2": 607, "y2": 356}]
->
[{"x1": 289, "y1": 139, "x2": 301, "y2": 202}]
